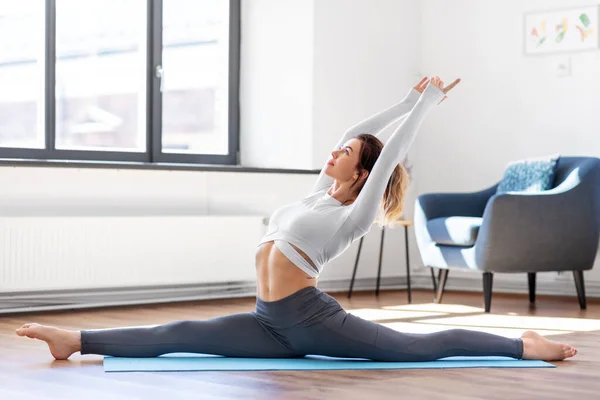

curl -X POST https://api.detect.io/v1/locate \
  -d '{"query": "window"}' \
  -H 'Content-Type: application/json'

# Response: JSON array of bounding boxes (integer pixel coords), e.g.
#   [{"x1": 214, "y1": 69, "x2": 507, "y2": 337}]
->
[
  {"x1": 0, "y1": 0, "x2": 240, "y2": 164},
  {"x1": 0, "y1": 1, "x2": 45, "y2": 149},
  {"x1": 162, "y1": 0, "x2": 230, "y2": 156},
  {"x1": 55, "y1": 0, "x2": 147, "y2": 153}
]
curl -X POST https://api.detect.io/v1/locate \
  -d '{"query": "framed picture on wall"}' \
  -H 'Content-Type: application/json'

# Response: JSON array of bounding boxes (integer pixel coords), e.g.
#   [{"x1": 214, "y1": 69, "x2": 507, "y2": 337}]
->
[{"x1": 524, "y1": 5, "x2": 600, "y2": 54}]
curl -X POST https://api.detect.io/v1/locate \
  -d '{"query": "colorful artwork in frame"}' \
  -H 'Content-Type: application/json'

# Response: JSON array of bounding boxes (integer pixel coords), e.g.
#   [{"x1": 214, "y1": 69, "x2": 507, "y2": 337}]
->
[{"x1": 525, "y1": 6, "x2": 600, "y2": 54}]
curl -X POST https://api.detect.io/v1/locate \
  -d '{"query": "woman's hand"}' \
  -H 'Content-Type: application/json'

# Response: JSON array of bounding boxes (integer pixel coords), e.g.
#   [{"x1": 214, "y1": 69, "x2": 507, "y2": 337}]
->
[
  {"x1": 429, "y1": 76, "x2": 461, "y2": 104},
  {"x1": 413, "y1": 77, "x2": 430, "y2": 93}
]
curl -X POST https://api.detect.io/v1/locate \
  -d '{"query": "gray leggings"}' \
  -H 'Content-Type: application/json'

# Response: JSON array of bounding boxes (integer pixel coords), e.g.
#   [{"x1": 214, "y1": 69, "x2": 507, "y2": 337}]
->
[{"x1": 81, "y1": 287, "x2": 523, "y2": 361}]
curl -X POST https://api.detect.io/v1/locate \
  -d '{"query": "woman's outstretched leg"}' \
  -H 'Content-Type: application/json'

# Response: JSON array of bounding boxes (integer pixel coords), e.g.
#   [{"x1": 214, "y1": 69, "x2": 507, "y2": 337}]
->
[
  {"x1": 292, "y1": 298, "x2": 577, "y2": 362},
  {"x1": 16, "y1": 312, "x2": 299, "y2": 360},
  {"x1": 360, "y1": 320, "x2": 578, "y2": 361}
]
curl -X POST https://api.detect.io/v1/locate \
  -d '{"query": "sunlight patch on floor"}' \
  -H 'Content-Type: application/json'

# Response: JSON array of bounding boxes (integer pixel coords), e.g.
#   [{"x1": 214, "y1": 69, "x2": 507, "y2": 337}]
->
[
  {"x1": 417, "y1": 314, "x2": 600, "y2": 332},
  {"x1": 346, "y1": 309, "x2": 446, "y2": 321},
  {"x1": 381, "y1": 321, "x2": 568, "y2": 338},
  {"x1": 383, "y1": 303, "x2": 486, "y2": 314}
]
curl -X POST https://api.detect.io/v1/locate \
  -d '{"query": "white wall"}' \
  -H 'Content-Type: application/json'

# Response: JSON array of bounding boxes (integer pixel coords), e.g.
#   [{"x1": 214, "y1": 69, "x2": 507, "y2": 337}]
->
[
  {"x1": 0, "y1": 167, "x2": 312, "y2": 217},
  {"x1": 240, "y1": 0, "x2": 423, "y2": 173},
  {"x1": 312, "y1": 0, "x2": 421, "y2": 170},
  {"x1": 414, "y1": 0, "x2": 600, "y2": 287},
  {"x1": 239, "y1": 0, "x2": 315, "y2": 169}
]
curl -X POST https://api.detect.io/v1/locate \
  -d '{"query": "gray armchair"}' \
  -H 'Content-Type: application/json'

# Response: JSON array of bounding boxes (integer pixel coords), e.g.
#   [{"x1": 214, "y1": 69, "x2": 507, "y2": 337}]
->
[{"x1": 414, "y1": 156, "x2": 600, "y2": 312}]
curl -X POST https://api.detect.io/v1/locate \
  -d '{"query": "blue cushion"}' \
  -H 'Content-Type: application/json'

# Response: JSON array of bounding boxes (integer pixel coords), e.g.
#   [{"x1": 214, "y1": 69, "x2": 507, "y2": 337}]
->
[
  {"x1": 496, "y1": 154, "x2": 560, "y2": 194},
  {"x1": 427, "y1": 217, "x2": 483, "y2": 247}
]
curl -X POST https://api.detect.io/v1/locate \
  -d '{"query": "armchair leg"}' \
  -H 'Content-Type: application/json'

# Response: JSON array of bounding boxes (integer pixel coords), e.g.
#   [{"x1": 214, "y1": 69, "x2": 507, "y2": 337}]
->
[
  {"x1": 483, "y1": 272, "x2": 493, "y2": 313},
  {"x1": 430, "y1": 268, "x2": 438, "y2": 294},
  {"x1": 573, "y1": 270, "x2": 587, "y2": 310},
  {"x1": 435, "y1": 269, "x2": 449, "y2": 304},
  {"x1": 528, "y1": 272, "x2": 536, "y2": 305}
]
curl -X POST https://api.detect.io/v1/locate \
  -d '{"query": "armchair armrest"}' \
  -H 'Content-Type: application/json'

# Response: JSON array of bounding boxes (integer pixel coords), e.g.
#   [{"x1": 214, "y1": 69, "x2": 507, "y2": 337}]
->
[
  {"x1": 474, "y1": 185, "x2": 600, "y2": 272},
  {"x1": 415, "y1": 183, "x2": 499, "y2": 221}
]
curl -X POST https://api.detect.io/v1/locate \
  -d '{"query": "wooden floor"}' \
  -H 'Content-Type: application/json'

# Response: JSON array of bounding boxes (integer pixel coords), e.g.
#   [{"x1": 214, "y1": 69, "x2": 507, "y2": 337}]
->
[{"x1": 2, "y1": 289, "x2": 600, "y2": 400}]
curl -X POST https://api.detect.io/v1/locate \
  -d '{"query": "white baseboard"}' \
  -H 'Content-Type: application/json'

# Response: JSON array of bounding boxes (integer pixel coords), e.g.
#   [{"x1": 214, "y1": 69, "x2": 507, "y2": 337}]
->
[
  {"x1": 0, "y1": 282, "x2": 258, "y2": 314},
  {"x1": 0, "y1": 274, "x2": 596, "y2": 314},
  {"x1": 0, "y1": 277, "x2": 406, "y2": 314}
]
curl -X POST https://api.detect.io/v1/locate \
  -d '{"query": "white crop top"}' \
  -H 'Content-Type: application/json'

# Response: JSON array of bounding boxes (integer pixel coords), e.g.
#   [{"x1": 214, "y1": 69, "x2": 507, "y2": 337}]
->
[{"x1": 258, "y1": 83, "x2": 445, "y2": 277}]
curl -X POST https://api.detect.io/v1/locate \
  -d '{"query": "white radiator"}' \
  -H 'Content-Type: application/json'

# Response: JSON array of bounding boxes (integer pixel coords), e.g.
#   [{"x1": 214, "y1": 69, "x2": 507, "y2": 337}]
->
[{"x1": 0, "y1": 216, "x2": 267, "y2": 292}]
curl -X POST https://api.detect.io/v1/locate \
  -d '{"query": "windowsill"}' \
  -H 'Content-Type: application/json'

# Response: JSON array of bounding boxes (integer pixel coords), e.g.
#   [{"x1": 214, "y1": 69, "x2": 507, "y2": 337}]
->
[{"x1": 0, "y1": 158, "x2": 321, "y2": 174}]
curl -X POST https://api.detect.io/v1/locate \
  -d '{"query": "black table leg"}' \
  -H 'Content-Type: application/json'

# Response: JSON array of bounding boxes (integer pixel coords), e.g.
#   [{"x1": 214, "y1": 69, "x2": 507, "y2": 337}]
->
[
  {"x1": 348, "y1": 236, "x2": 364, "y2": 298},
  {"x1": 430, "y1": 268, "x2": 438, "y2": 293},
  {"x1": 376, "y1": 227, "x2": 385, "y2": 296},
  {"x1": 404, "y1": 225, "x2": 411, "y2": 304}
]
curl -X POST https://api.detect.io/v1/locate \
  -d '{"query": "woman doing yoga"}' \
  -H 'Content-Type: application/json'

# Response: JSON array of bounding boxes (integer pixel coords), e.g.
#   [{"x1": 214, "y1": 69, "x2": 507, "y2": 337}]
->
[{"x1": 17, "y1": 77, "x2": 577, "y2": 362}]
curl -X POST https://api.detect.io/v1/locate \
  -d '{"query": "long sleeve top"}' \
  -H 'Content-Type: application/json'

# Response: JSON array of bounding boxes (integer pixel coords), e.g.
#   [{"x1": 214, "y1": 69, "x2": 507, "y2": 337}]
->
[{"x1": 258, "y1": 83, "x2": 445, "y2": 277}]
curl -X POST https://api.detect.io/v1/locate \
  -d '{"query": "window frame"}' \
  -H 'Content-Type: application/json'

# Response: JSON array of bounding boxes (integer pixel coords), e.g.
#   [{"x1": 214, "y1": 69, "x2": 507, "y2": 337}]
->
[{"x1": 0, "y1": 0, "x2": 241, "y2": 165}]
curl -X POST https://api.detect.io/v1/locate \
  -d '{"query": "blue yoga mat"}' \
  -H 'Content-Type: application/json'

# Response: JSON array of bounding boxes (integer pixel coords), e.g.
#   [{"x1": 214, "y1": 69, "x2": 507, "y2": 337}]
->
[{"x1": 104, "y1": 353, "x2": 554, "y2": 372}]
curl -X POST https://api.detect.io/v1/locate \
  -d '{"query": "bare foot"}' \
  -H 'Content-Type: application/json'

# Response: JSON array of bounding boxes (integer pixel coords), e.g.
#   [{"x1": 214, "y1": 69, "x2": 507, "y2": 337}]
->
[
  {"x1": 15, "y1": 323, "x2": 81, "y2": 360},
  {"x1": 521, "y1": 330, "x2": 578, "y2": 361}
]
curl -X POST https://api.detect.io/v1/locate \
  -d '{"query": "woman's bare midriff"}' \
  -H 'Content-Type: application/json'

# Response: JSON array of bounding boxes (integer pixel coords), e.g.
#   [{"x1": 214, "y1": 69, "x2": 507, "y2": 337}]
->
[{"x1": 255, "y1": 241, "x2": 317, "y2": 301}]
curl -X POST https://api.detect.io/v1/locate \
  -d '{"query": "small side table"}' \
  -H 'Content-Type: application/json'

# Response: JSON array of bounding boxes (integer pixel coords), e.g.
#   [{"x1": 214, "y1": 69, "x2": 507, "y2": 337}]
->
[{"x1": 347, "y1": 220, "x2": 436, "y2": 303}]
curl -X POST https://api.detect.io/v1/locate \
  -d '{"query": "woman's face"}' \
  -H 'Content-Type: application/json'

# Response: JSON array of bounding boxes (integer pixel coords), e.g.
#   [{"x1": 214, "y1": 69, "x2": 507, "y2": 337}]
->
[{"x1": 324, "y1": 138, "x2": 363, "y2": 182}]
